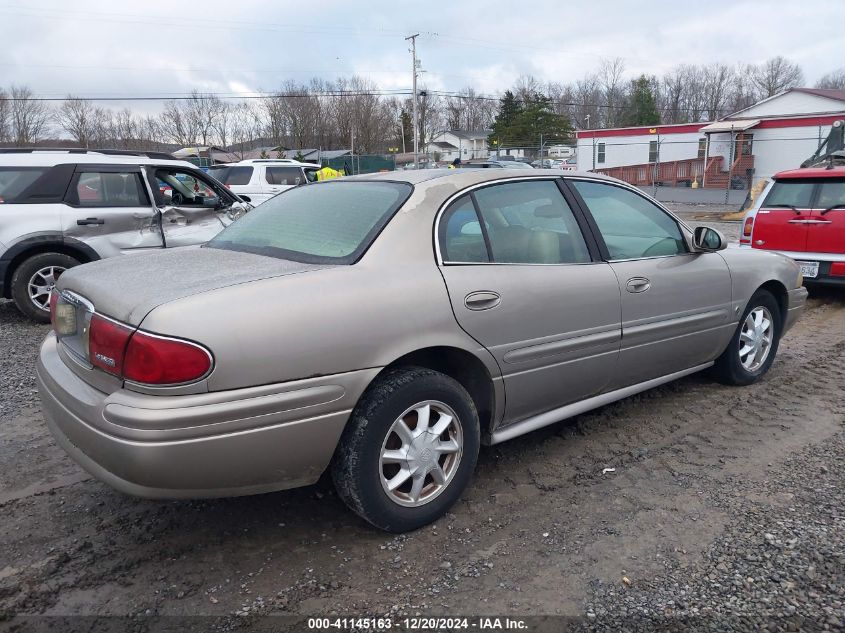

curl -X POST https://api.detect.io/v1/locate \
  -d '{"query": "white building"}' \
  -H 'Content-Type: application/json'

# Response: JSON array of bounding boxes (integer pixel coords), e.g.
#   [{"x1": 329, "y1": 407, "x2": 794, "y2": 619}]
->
[
  {"x1": 425, "y1": 130, "x2": 490, "y2": 162},
  {"x1": 575, "y1": 88, "x2": 845, "y2": 188}
]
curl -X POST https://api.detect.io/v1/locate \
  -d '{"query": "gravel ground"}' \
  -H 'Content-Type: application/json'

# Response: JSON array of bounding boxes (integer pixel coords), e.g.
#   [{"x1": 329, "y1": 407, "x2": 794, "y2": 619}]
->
[{"x1": 1, "y1": 213, "x2": 843, "y2": 631}]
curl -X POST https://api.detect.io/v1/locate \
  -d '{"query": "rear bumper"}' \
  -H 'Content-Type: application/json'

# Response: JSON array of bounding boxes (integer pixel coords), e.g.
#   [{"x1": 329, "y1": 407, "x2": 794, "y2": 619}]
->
[{"x1": 37, "y1": 334, "x2": 379, "y2": 499}]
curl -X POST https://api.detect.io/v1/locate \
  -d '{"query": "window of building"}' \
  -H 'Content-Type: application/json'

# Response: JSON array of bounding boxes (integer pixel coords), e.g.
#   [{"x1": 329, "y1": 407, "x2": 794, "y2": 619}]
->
[
  {"x1": 697, "y1": 137, "x2": 707, "y2": 159},
  {"x1": 597, "y1": 142, "x2": 605, "y2": 164},
  {"x1": 648, "y1": 140, "x2": 658, "y2": 163}
]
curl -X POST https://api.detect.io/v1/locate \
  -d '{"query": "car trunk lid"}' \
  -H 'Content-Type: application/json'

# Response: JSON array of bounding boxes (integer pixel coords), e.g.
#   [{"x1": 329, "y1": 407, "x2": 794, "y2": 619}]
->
[{"x1": 56, "y1": 246, "x2": 332, "y2": 326}]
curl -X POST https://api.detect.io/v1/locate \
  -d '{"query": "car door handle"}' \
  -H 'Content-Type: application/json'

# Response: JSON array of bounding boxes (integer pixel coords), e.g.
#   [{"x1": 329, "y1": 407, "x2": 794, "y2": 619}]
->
[
  {"x1": 465, "y1": 291, "x2": 501, "y2": 311},
  {"x1": 626, "y1": 277, "x2": 651, "y2": 293},
  {"x1": 76, "y1": 217, "x2": 105, "y2": 225}
]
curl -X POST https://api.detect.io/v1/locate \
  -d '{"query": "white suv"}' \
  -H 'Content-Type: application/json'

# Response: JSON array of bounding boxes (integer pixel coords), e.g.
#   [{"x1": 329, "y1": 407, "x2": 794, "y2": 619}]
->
[
  {"x1": 208, "y1": 159, "x2": 321, "y2": 205},
  {"x1": 0, "y1": 148, "x2": 250, "y2": 321}
]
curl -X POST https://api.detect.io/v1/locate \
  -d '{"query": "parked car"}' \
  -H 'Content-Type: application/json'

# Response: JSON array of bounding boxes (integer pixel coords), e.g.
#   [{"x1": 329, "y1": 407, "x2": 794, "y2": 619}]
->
[
  {"x1": 0, "y1": 149, "x2": 250, "y2": 321},
  {"x1": 740, "y1": 166, "x2": 845, "y2": 286},
  {"x1": 463, "y1": 160, "x2": 534, "y2": 169},
  {"x1": 39, "y1": 169, "x2": 806, "y2": 532},
  {"x1": 208, "y1": 159, "x2": 321, "y2": 205}
]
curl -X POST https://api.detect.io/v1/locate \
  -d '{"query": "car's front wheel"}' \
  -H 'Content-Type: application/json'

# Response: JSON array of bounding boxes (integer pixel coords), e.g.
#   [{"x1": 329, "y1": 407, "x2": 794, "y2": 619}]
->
[
  {"x1": 332, "y1": 367, "x2": 480, "y2": 532},
  {"x1": 712, "y1": 289, "x2": 782, "y2": 386},
  {"x1": 11, "y1": 253, "x2": 80, "y2": 323}
]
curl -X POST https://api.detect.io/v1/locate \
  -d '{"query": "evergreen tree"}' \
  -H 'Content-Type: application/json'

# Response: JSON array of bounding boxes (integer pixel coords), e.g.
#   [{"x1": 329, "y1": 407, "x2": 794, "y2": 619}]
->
[
  {"x1": 488, "y1": 91, "x2": 522, "y2": 147},
  {"x1": 622, "y1": 76, "x2": 661, "y2": 126}
]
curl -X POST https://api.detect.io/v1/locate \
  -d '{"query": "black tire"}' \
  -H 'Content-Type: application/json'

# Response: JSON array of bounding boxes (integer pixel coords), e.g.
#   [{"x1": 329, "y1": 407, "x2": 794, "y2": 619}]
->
[
  {"x1": 11, "y1": 252, "x2": 80, "y2": 323},
  {"x1": 331, "y1": 367, "x2": 480, "y2": 533},
  {"x1": 712, "y1": 289, "x2": 782, "y2": 386}
]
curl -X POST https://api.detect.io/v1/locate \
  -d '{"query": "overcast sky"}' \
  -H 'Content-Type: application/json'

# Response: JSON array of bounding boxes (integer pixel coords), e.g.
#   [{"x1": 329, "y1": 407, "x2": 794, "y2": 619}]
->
[{"x1": 0, "y1": 0, "x2": 841, "y2": 111}]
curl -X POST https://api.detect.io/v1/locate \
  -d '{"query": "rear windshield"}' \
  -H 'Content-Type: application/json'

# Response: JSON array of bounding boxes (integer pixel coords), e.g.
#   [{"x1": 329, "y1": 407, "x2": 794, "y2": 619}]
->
[
  {"x1": 0, "y1": 167, "x2": 48, "y2": 203},
  {"x1": 207, "y1": 181, "x2": 412, "y2": 264},
  {"x1": 207, "y1": 165, "x2": 253, "y2": 186},
  {"x1": 763, "y1": 181, "x2": 815, "y2": 207}
]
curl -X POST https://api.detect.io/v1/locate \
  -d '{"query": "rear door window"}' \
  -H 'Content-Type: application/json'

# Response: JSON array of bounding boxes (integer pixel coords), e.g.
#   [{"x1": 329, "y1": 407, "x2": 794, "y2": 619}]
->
[
  {"x1": 265, "y1": 166, "x2": 306, "y2": 186},
  {"x1": 0, "y1": 167, "x2": 48, "y2": 203},
  {"x1": 472, "y1": 180, "x2": 591, "y2": 264},
  {"x1": 68, "y1": 171, "x2": 149, "y2": 207},
  {"x1": 209, "y1": 166, "x2": 254, "y2": 186}
]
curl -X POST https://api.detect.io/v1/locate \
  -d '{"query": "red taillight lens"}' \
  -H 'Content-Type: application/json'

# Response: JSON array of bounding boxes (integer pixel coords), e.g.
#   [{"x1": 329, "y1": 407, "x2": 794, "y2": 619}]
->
[
  {"x1": 88, "y1": 314, "x2": 133, "y2": 376},
  {"x1": 123, "y1": 331, "x2": 212, "y2": 385},
  {"x1": 49, "y1": 291, "x2": 58, "y2": 329},
  {"x1": 743, "y1": 216, "x2": 754, "y2": 237}
]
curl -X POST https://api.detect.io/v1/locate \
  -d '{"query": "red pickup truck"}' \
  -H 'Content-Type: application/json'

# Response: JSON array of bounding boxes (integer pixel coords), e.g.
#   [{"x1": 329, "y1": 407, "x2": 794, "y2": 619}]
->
[{"x1": 741, "y1": 166, "x2": 845, "y2": 286}]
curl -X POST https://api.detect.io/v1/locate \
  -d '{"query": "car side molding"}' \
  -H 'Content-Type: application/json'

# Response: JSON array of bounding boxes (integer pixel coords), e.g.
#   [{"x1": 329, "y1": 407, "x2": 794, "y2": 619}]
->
[{"x1": 489, "y1": 362, "x2": 714, "y2": 444}]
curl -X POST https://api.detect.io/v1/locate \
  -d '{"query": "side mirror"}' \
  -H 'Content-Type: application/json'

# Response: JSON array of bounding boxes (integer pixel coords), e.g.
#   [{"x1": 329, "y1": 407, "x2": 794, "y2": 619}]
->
[
  {"x1": 239, "y1": 195, "x2": 252, "y2": 203},
  {"x1": 693, "y1": 226, "x2": 727, "y2": 252}
]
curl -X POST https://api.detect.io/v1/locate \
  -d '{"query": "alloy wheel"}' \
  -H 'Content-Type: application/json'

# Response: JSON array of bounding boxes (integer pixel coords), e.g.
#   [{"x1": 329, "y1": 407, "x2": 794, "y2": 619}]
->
[
  {"x1": 28, "y1": 265, "x2": 66, "y2": 312},
  {"x1": 738, "y1": 306, "x2": 774, "y2": 372},
  {"x1": 379, "y1": 401, "x2": 463, "y2": 507}
]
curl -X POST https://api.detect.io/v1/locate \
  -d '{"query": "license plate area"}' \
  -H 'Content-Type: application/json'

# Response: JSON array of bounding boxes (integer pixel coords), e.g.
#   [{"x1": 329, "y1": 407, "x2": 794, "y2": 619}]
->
[{"x1": 797, "y1": 261, "x2": 819, "y2": 279}]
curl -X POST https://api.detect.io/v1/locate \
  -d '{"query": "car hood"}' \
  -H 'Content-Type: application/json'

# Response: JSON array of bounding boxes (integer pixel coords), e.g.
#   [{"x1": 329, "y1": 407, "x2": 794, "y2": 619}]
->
[{"x1": 57, "y1": 247, "x2": 331, "y2": 326}]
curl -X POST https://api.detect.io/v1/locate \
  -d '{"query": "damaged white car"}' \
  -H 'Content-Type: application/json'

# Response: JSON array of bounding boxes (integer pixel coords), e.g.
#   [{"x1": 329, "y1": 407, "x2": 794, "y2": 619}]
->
[{"x1": 0, "y1": 148, "x2": 251, "y2": 321}]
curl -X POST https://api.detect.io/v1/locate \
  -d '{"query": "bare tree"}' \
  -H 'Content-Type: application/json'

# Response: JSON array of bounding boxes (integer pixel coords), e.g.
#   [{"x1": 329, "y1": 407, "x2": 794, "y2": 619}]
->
[
  {"x1": 0, "y1": 89, "x2": 10, "y2": 142},
  {"x1": 158, "y1": 99, "x2": 199, "y2": 146},
  {"x1": 443, "y1": 87, "x2": 494, "y2": 131},
  {"x1": 597, "y1": 57, "x2": 626, "y2": 127},
  {"x1": 815, "y1": 68, "x2": 845, "y2": 90},
  {"x1": 571, "y1": 74, "x2": 602, "y2": 129},
  {"x1": 661, "y1": 66, "x2": 691, "y2": 124},
  {"x1": 10, "y1": 85, "x2": 51, "y2": 145},
  {"x1": 56, "y1": 96, "x2": 102, "y2": 147},
  {"x1": 702, "y1": 64, "x2": 734, "y2": 121},
  {"x1": 750, "y1": 56, "x2": 804, "y2": 98}
]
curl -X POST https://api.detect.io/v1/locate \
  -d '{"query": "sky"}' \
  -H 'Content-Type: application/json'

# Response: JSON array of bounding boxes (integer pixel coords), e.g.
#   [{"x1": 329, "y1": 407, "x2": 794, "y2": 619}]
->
[{"x1": 0, "y1": 0, "x2": 842, "y2": 113}]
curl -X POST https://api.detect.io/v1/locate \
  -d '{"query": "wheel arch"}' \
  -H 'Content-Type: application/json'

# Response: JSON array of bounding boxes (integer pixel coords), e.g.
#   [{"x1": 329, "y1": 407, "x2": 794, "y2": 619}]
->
[
  {"x1": 757, "y1": 279, "x2": 788, "y2": 324},
  {"x1": 2, "y1": 235, "x2": 98, "y2": 298},
  {"x1": 375, "y1": 346, "x2": 499, "y2": 439}
]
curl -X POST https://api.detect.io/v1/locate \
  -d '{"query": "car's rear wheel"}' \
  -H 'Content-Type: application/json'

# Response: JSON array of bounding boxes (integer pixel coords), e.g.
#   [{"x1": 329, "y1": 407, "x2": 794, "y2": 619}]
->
[
  {"x1": 11, "y1": 253, "x2": 80, "y2": 323},
  {"x1": 331, "y1": 367, "x2": 480, "y2": 532},
  {"x1": 712, "y1": 289, "x2": 782, "y2": 386}
]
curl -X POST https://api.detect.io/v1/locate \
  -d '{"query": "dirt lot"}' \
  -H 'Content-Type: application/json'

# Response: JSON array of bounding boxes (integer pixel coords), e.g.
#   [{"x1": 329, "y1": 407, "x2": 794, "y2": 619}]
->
[{"x1": 1, "y1": 213, "x2": 843, "y2": 631}]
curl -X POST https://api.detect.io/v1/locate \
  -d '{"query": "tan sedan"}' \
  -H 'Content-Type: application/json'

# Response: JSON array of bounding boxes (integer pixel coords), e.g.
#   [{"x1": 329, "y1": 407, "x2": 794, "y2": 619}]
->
[{"x1": 38, "y1": 169, "x2": 807, "y2": 531}]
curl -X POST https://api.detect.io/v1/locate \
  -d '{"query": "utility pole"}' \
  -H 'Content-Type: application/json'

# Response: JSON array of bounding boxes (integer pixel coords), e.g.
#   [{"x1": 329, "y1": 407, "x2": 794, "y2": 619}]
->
[{"x1": 406, "y1": 33, "x2": 420, "y2": 169}]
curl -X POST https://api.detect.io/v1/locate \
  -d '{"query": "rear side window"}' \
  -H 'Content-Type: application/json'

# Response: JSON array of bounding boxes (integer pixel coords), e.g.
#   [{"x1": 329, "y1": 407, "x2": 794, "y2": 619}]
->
[
  {"x1": 440, "y1": 195, "x2": 489, "y2": 263},
  {"x1": 0, "y1": 167, "x2": 48, "y2": 203},
  {"x1": 207, "y1": 181, "x2": 412, "y2": 264},
  {"x1": 209, "y1": 166, "x2": 253, "y2": 186},
  {"x1": 763, "y1": 181, "x2": 814, "y2": 208},
  {"x1": 266, "y1": 166, "x2": 305, "y2": 186},
  {"x1": 816, "y1": 180, "x2": 845, "y2": 209},
  {"x1": 69, "y1": 172, "x2": 149, "y2": 207}
]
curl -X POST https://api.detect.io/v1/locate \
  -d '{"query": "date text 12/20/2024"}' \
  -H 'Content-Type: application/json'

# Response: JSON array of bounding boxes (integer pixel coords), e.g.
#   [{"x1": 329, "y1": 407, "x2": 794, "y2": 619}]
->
[{"x1": 308, "y1": 617, "x2": 529, "y2": 630}]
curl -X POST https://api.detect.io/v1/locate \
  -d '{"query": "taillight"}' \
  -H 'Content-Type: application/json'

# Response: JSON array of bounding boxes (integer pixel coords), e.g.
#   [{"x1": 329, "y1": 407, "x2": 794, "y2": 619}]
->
[
  {"x1": 88, "y1": 314, "x2": 133, "y2": 376},
  {"x1": 49, "y1": 291, "x2": 58, "y2": 329},
  {"x1": 123, "y1": 331, "x2": 212, "y2": 385},
  {"x1": 83, "y1": 312, "x2": 212, "y2": 385},
  {"x1": 741, "y1": 216, "x2": 754, "y2": 244}
]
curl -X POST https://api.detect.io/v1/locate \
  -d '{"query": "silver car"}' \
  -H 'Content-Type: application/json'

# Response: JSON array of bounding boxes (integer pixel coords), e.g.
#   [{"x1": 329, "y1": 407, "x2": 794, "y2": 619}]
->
[
  {"x1": 37, "y1": 169, "x2": 807, "y2": 532},
  {"x1": 0, "y1": 149, "x2": 249, "y2": 322}
]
